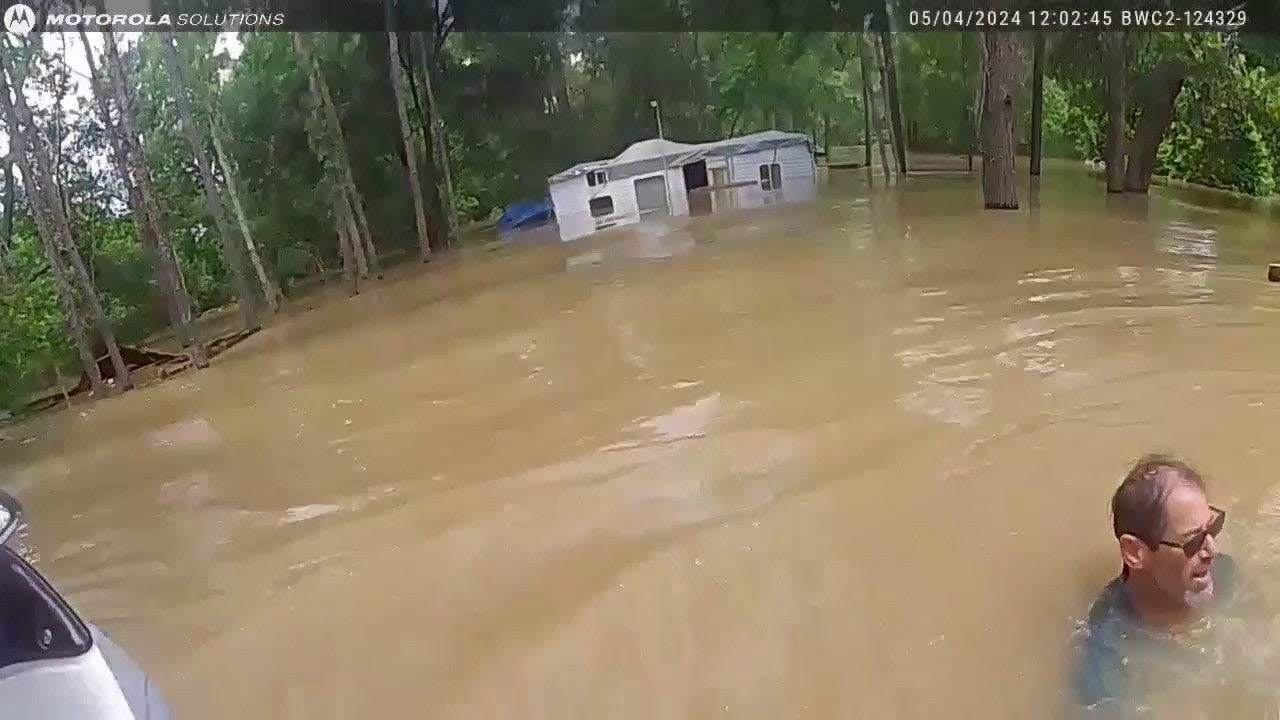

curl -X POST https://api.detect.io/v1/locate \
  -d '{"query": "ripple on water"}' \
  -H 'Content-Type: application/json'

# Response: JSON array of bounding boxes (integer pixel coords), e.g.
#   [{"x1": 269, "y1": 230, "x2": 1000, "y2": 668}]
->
[
  {"x1": 898, "y1": 369, "x2": 991, "y2": 427},
  {"x1": 1160, "y1": 221, "x2": 1219, "y2": 259}
]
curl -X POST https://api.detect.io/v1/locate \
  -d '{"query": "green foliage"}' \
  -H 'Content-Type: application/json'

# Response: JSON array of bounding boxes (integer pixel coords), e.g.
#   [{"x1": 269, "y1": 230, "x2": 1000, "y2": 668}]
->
[
  {"x1": 897, "y1": 32, "x2": 974, "y2": 152},
  {"x1": 1156, "y1": 50, "x2": 1278, "y2": 196},
  {"x1": 0, "y1": 230, "x2": 73, "y2": 411}
]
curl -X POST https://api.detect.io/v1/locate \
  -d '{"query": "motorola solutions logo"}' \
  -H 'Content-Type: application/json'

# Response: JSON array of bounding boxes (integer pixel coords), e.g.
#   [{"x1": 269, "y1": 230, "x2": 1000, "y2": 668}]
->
[{"x1": 3, "y1": 3, "x2": 36, "y2": 36}]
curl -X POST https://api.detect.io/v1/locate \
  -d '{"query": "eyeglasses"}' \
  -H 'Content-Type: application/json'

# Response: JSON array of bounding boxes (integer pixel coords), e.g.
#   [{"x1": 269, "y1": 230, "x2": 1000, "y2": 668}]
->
[{"x1": 1153, "y1": 506, "x2": 1226, "y2": 557}]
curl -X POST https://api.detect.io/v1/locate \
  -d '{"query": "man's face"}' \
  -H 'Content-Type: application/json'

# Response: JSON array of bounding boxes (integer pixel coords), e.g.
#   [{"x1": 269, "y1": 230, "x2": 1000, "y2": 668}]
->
[{"x1": 1144, "y1": 484, "x2": 1220, "y2": 603}]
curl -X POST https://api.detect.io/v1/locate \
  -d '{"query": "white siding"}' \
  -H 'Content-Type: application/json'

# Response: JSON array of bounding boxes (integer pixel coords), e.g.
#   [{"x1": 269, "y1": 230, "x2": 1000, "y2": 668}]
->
[
  {"x1": 552, "y1": 141, "x2": 814, "y2": 240},
  {"x1": 550, "y1": 176, "x2": 593, "y2": 241},
  {"x1": 551, "y1": 174, "x2": 642, "y2": 241},
  {"x1": 726, "y1": 144, "x2": 818, "y2": 210},
  {"x1": 664, "y1": 168, "x2": 689, "y2": 217}
]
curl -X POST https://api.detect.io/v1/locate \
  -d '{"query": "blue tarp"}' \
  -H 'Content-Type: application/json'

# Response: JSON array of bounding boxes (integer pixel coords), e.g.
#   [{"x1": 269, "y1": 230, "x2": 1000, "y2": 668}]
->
[{"x1": 497, "y1": 199, "x2": 554, "y2": 234}]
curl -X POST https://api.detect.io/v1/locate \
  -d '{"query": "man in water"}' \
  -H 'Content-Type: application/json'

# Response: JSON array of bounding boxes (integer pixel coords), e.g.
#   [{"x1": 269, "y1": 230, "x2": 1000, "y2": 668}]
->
[{"x1": 1073, "y1": 454, "x2": 1237, "y2": 714}]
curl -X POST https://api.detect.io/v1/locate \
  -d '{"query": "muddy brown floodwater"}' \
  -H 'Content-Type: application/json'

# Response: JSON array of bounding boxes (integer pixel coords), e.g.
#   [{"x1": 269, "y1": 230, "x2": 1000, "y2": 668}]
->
[{"x1": 4, "y1": 162, "x2": 1280, "y2": 718}]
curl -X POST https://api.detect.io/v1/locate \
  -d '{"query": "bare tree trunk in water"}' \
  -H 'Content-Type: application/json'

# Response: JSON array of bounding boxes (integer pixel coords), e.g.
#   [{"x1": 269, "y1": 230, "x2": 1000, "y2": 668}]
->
[
  {"x1": 1030, "y1": 32, "x2": 1046, "y2": 177},
  {"x1": 1104, "y1": 32, "x2": 1129, "y2": 193},
  {"x1": 92, "y1": 27, "x2": 208, "y2": 367},
  {"x1": 209, "y1": 113, "x2": 280, "y2": 311},
  {"x1": 0, "y1": 55, "x2": 131, "y2": 390},
  {"x1": 822, "y1": 113, "x2": 830, "y2": 160},
  {"x1": 387, "y1": 30, "x2": 431, "y2": 258},
  {"x1": 1124, "y1": 61, "x2": 1186, "y2": 193},
  {"x1": 875, "y1": 35, "x2": 903, "y2": 177},
  {"x1": 159, "y1": 32, "x2": 261, "y2": 329},
  {"x1": 412, "y1": 32, "x2": 456, "y2": 246},
  {"x1": 961, "y1": 33, "x2": 973, "y2": 172},
  {"x1": 862, "y1": 22, "x2": 893, "y2": 183},
  {"x1": 293, "y1": 33, "x2": 381, "y2": 273},
  {"x1": 341, "y1": 188, "x2": 369, "y2": 279},
  {"x1": 859, "y1": 43, "x2": 873, "y2": 168},
  {"x1": 974, "y1": 35, "x2": 986, "y2": 172},
  {"x1": 878, "y1": 30, "x2": 908, "y2": 174},
  {"x1": 980, "y1": 31, "x2": 1020, "y2": 209},
  {"x1": 332, "y1": 195, "x2": 357, "y2": 295}
]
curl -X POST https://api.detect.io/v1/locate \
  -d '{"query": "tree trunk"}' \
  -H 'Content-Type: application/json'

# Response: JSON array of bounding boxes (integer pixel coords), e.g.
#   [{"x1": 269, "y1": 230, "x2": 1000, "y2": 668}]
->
[
  {"x1": 822, "y1": 112, "x2": 831, "y2": 160},
  {"x1": 1124, "y1": 62, "x2": 1186, "y2": 193},
  {"x1": 342, "y1": 188, "x2": 369, "y2": 279},
  {"x1": 333, "y1": 194, "x2": 357, "y2": 294},
  {"x1": 974, "y1": 34, "x2": 985, "y2": 169},
  {"x1": 14, "y1": 151, "x2": 104, "y2": 395},
  {"x1": 1030, "y1": 32, "x2": 1046, "y2": 177},
  {"x1": 878, "y1": 31, "x2": 908, "y2": 174},
  {"x1": 859, "y1": 43, "x2": 872, "y2": 168},
  {"x1": 862, "y1": 26, "x2": 893, "y2": 183},
  {"x1": 980, "y1": 31, "x2": 1019, "y2": 210},
  {"x1": 548, "y1": 37, "x2": 572, "y2": 114},
  {"x1": 296, "y1": 37, "x2": 361, "y2": 277},
  {"x1": 92, "y1": 28, "x2": 208, "y2": 367},
  {"x1": 209, "y1": 113, "x2": 280, "y2": 311},
  {"x1": 197, "y1": 46, "x2": 280, "y2": 310},
  {"x1": 414, "y1": 32, "x2": 458, "y2": 240},
  {"x1": 961, "y1": 34, "x2": 973, "y2": 172},
  {"x1": 159, "y1": 32, "x2": 261, "y2": 330},
  {"x1": 387, "y1": 31, "x2": 431, "y2": 261},
  {"x1": 0, "y1": 156, "x2": 11, "y2": 257},
  {"x1": 875, "y1": 36, "x2": 902, "y2": 177},
  {"x1": 293, "y1": 33, "x2": 381, "y2": 274},
  {"x1": 1105, "y1": 32, "x2": 1129, "y2": 193},
  {"x1": 0, "y1": 55, "x2": 131, "y2": 391}
]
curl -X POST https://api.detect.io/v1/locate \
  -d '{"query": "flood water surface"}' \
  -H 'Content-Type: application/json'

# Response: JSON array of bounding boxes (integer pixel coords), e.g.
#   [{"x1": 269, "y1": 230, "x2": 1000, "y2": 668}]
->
[{"x1": 4, "y1": 164, "x2": 1280, "y2": 718}]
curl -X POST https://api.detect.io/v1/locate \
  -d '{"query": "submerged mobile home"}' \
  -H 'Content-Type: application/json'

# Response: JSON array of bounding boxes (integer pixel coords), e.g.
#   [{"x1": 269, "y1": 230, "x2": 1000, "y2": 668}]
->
[{"x1": 547, "y1": 130, "x2": 817, "y2": 241}]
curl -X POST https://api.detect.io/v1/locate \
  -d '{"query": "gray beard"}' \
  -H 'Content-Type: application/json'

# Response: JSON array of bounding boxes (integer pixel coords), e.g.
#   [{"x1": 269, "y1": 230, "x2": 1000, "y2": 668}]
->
[{"x1": 1185, "y1": 576, "x2": 1216, "y2": 610}]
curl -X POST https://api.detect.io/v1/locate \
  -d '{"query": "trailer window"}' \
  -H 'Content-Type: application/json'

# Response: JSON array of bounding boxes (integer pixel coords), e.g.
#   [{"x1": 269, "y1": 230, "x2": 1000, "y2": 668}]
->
[
  {"x1": 758, "y1": 163, "x2": 782, "y2": 191},
  {"x1": 589, "y1": 196, "x2": 614, "y2": 217},
  {"x1": 587, "y1": 170, "x2": 608, "y2": 187}
]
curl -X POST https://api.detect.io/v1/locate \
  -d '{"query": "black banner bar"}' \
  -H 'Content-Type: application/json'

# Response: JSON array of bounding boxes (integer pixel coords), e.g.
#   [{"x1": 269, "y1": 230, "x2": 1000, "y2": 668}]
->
[{"x1": 1, "y1": 0, "x2": 1274, "y2": 33}]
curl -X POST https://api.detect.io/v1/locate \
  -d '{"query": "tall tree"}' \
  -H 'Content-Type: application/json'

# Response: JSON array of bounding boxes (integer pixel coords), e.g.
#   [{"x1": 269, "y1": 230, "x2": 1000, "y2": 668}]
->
[
  {"x1": 387, "y1": 30, "x2": 431, "y2": 257},
  {"x1": 183, "y1": 36, "x2": 282, "y2": 313},
  {"x1": 878, "y1": 31, "x2": 908, "y2": 174},
  {"x1": 1030, "y1": 32, "x2": 1046, "y2": 177},
  {"x1": 412, "y1": 32, "x2": 458, "y2": 237},
  {"x1": 858, "y1": 38, "x2": 873, "y2": 168},
  {"x1": 1104, "y1": 32, "x2": 1129, "y2": 192},
  {"x1": 208, "y1": 108, "x2": 281, "y2": 312},
  {"x1": 9, "y1": 157, "x2": 103, "y2": 395},
  {"x1": 93, "y1": 27, "x2": 209, "y2": 367},
  {"x1": 0, "y1": 155, "x2": 10, "y2": 258},
  {"x1": 298, "y1": 51, "x2": 357, "y2": 280},
  {"x1": 961, "y1": 34, "x2": 974, "y2": 172},
  {"x1": 1124, "y1": 60, "x2": 1187, "y2": 193},
  {"x1": 0, "y1": 50, "x2": 130, "y2": 391},
  {"x1": 159, "y1": 31, "x2": 262, "y2": 329},
  {"x1": 862, "y1": 21, "x2": 893, "y2": 183},
  {"x1": 980, "y1": 31, "x2": 1019, "y2": 209},
  {"x1": 333, "y1": 192, "x2": 357, "y2": 293},
  {"x1": 292, "y1": 33, "x2": 383, "y2": 270}
]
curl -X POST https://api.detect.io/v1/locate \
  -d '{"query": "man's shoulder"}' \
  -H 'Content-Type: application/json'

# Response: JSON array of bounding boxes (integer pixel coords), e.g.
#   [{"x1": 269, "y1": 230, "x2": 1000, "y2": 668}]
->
[
  {"x1": 1085, "y1": 574, "x2": 1131, "y2": 629},
  {"x1": 1073, "y1": 576, "x2": 1136, "y2": 710}
]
